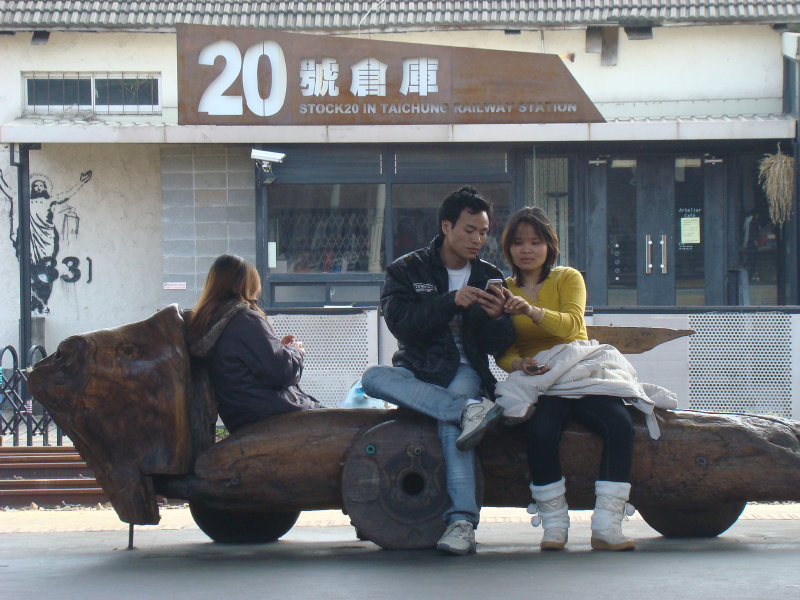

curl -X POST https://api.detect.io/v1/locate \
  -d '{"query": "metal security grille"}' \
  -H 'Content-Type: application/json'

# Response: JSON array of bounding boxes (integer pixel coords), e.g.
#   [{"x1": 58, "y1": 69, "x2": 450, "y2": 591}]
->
[
  {"x1": 273, "y1": 208, "x2": 384, "y2": 273},
  {"x1": 688, "y1": 312, "x2": 793, "y2": 417},
  {"x1": 23, "y1": 72, "x2": 161, "y2": 115},
  {"x1": 1, "y1": 344, "x2": 63, "y2": 446},
  {"x1": 269, "y1": 311, "x2": 377, "y2": 407}
]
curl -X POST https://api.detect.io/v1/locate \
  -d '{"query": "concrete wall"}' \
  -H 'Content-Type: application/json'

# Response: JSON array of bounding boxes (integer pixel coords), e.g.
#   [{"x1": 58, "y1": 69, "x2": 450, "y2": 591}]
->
[
  {"x1": 0, "y1": 31, "x2": 178, "y2": 125},
  {"x1": 369, "y1": 25, "x2": 784, "y2": 118},
  {"x1": 0, "y1": 144, "x2": 162, "y2": 351},
  {"x1": 160, "y1": 145, "x2": 256, "y2": 309}
]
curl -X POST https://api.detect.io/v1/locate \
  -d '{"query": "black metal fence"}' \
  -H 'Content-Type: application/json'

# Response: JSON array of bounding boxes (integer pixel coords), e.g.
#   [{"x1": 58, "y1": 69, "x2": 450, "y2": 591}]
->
[{"x1": 0, "y1": 344, "x2": 64, "y2": 446}]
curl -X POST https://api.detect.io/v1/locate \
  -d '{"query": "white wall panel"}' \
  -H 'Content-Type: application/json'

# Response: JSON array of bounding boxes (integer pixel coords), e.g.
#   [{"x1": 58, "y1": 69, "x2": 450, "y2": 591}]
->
[{"x1": 0, "y1": 143, "x2": 162, "y2": 351}]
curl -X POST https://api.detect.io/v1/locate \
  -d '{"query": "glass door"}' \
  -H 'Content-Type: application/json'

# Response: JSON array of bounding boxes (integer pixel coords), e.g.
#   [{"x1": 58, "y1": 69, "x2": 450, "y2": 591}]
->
[
  {"x1": 606, "y1": 159, "x2": 638, "y2": 305},
  {"x1": 674, "y1": 158, "x2": 706, "y2": 305},
  {"x1": 590, "y1": 155, "x2": 718, "y2": 307},
  {"x1": 636, "y1": 157, "x2": 677, "y2": 305}
]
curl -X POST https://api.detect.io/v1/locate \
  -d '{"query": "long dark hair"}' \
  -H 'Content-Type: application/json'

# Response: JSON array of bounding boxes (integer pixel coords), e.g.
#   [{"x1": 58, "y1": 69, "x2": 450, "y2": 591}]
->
[
  {"x1": 501, "y1": 207, "x2": 559, "y2": 285},
  {"x1": 189, "y1": 254, "x2": 265, "y2": 337}
]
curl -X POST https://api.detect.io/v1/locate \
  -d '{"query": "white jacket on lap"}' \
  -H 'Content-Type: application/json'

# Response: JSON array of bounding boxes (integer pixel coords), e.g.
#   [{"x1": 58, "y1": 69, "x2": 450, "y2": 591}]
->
[{"x1": 495, "y1": 339, "x2": 677, "y2": 439}]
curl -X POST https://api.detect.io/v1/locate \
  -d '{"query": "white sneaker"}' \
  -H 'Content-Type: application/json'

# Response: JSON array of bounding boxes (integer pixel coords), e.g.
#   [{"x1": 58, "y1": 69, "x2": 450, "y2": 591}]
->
[
  {"x1": 455, "y1": 399, "x2": 503, "y2": 450},
  {"x1": 436, "y1": 520, "x2": 476, "y2": 555}
]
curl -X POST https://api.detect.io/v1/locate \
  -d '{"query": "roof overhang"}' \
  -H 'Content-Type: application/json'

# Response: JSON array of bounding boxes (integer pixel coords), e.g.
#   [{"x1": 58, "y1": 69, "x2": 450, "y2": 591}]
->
[{"x1": 1, "y1": 116, "x2": 795, "y2": 145}]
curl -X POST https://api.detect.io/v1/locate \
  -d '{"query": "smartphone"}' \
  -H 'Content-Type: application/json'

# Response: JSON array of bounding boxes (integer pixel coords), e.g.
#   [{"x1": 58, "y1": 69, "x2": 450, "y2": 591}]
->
[
  {"x1": 526, "y1": 363, "x2": 548, "y2": 374},
  {"x1": 484, "y1": 278, "x2": 503, "y2": 291}
]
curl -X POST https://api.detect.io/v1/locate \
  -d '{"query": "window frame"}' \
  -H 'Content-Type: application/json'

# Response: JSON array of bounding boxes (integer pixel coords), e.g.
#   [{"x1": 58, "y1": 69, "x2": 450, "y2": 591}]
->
[
  {"x1": 22, "y1": 72, "x2": 162, "y2": 115},
  {"x1": 258, "y1": 143, "x2": 519, "y2": 308}
]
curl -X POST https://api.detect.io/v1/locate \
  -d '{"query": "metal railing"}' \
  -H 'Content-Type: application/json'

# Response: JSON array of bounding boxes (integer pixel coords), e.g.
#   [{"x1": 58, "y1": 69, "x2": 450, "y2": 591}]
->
[{"x1": 0, "y1": 344, "x2": 63, "y2": 446}]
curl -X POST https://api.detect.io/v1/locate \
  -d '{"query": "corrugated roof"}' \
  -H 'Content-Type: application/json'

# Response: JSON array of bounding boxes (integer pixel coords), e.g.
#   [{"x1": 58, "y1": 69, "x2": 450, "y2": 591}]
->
[{"x1": 1, "y1": 1, "x2": 798, "y2": 32}]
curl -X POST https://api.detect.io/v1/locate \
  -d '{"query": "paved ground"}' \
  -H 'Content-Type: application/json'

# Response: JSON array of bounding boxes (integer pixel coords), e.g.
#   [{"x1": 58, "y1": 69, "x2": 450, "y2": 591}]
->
[
  {"x1": 2, "y1": 503, "x2": 800, "y2": 533},
  {"x1": 3, "y1": 504, "x2": 800, "y2": 599}
]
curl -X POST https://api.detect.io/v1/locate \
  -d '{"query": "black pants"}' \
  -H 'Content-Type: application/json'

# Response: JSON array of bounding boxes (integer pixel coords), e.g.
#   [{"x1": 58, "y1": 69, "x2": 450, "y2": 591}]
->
[{"x1": 525, "y1": 394, "x2": 634, "y2": 486}]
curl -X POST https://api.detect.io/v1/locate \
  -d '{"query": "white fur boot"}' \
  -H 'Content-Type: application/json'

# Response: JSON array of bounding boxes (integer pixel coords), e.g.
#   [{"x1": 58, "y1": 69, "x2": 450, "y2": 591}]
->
[
  {"x1": 591, "y1": 480, "x2": 636, "y2": 551},
  {"x1": 528, "y1": 477, "x2": 570, "y2": 551}
]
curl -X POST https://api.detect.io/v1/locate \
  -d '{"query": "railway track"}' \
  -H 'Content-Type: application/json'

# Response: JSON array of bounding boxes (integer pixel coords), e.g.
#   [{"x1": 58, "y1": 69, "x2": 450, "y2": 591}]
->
[{"x1": 0, "y1": 446, "x2": 106, "y2": 508}]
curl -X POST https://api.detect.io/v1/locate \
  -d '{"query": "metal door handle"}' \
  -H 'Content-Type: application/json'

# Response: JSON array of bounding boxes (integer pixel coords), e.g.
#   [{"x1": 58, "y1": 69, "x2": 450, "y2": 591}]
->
[
  {"x1": 645, "y1": 235, "x2": 652, "y2": 274},
  {"x1": 660, "y1": 234, "x2": 668, "y2": 274}
]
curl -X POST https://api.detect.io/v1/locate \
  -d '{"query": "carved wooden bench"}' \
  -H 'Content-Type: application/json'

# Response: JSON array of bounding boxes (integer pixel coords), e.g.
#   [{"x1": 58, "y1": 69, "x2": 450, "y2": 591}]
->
[{"x1": 28, "y1": 305, "x2": 800, "y2": 549}]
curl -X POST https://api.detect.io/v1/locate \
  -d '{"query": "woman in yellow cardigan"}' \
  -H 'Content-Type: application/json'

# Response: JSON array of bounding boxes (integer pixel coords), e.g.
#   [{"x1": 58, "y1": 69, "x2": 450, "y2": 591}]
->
[{"x1": 495, "y1": 207, "x2": 636, "y2": 552}]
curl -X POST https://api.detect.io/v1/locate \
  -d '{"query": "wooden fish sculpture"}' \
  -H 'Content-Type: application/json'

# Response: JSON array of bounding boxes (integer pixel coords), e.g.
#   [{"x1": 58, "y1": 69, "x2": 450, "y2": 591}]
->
[
  {"x1": 27, "y1": 306, "x2": 800, "y2": 550},
  {"x1": 27, "y1": 305, "x2": 215, "y2": 524}
]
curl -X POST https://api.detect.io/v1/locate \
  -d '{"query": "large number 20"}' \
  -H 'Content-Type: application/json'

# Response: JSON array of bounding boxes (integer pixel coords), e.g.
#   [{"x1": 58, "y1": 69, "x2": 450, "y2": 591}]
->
[{"x1": 198, "y1": 40, "x2": 287, "y2": 117}]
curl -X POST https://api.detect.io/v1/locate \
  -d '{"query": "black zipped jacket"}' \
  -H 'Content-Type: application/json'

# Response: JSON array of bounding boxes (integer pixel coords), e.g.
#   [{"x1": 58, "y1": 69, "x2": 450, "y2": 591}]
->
[
  {"x1": 381, "y1": 236, "x2": 515, "y2": 398},
  {"x1": 190, "y1": 306, "x2": 320, "y2": 433}
]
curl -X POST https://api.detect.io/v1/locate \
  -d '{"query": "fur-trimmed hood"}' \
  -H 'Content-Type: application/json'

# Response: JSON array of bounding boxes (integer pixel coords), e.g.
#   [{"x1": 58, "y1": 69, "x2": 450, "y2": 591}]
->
[{"x1": 187, "y1": 300, "x2": 250, "y2": 358}]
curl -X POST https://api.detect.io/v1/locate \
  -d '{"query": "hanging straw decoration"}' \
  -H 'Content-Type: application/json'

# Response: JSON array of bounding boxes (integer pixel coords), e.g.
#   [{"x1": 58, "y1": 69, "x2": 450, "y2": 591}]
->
[{"x1": 758, "y1": 144, "x2": 794, "y2": 228}]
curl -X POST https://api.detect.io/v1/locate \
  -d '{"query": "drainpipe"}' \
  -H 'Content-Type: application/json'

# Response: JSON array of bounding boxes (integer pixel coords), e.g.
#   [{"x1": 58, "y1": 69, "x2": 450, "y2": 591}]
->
[
  {"x1": 9, "y1": 143, "x2": 38, "y2": 368},
  {"x1": 255, "y1": 180, "x2": 269, "y2": 308}
]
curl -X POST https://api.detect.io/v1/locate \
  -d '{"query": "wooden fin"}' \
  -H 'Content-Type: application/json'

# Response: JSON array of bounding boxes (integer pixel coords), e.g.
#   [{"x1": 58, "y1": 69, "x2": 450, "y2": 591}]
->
[{"x1": 586, "y1": 325, "x2": 694, "y2": 354}]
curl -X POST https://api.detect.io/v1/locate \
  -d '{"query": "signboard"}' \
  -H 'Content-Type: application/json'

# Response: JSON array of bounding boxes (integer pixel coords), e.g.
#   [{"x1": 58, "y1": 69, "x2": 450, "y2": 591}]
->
[
  {"x1": 680, "y1": 217, "x2": 701, "y2": 244},
  {"x1": 177, "y1": 25, "x2": 604, "y2": 126}
]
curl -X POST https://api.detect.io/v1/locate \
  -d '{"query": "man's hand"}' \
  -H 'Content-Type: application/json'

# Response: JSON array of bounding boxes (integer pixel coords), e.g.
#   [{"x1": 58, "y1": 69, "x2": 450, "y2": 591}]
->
[
  {"x1": 454, "y1": 285, "x2": 484, "y2": 308},
  {"x1": 476, "y1": 284, "x2": 505, "y2": 318}
]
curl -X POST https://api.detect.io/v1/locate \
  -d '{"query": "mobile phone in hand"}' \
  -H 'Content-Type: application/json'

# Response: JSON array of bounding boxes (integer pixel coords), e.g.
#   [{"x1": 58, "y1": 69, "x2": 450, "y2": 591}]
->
[
  {"x1": 484, "y1": 278, "x2": 503, "y2": 291},
  {"x1": 524, "y1": 362, "x2": 548, "y2": 375}
]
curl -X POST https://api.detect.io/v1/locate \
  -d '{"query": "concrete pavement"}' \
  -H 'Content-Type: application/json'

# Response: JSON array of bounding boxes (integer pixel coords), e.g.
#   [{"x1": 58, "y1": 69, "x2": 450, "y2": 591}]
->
[
  {"x1": 2, "y1": 503, "x2": 800, "y2": 533},
  {"x1": 2, "y1": 504, "x2": 800, "y2": 599}
]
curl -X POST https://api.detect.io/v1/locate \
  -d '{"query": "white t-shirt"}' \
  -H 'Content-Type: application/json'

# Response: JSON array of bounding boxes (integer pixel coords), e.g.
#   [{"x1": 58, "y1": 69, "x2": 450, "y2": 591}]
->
[{"x1": 447, "y1": 263, "x2": 471, "y2": 364}]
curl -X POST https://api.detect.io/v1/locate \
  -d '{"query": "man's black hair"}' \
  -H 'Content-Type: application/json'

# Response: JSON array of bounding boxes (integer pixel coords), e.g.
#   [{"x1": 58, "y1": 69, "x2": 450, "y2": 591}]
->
[{"x1": 437, "y1": 186, "x2": 493, "y2": 236}]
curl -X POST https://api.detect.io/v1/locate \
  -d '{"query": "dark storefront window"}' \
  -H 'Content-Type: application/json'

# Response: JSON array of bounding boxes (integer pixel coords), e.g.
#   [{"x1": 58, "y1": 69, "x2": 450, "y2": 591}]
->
[
  {"x1": 674, "y1": 158, "x2": 706, "y2": 306},
  {"x1": 736, "y1": 155, "x2": 780, "y2": 305},
  {"x1": 260, "y1": 144, "x2": 795, "y2": 308},
  {"x1": 525, "y1": 157, "x2": 573, "y2": 265},
  {"x1": 267, "y1": 183, "x2": 386, "y2": 274},
  {"x1": 606, "y1": 159, "x2": 638, "y2": 305},
  {"x1": 391, "y1": 182, "x2": 511, "y2": 269}
]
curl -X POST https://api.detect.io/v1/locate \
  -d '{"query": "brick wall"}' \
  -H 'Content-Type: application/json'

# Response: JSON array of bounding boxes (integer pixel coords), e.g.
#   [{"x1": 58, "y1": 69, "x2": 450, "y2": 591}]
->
[{"x1": 160, "y1": 145, "x2": 256, "y2": 309}]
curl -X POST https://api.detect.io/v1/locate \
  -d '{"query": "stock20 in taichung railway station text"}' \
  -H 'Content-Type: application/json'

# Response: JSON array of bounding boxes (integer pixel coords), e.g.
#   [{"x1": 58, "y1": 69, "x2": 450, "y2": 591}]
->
[
  {"x1": 298, "y1": 102, "x2": 580, "y2": 116},
  {"x1": 177, "y1": 25, "x2": 603, "y2": 127}
]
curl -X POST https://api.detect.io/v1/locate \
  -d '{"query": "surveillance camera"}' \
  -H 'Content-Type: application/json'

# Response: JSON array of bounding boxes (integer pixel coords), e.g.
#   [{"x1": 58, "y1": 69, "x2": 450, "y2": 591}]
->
[{"x1": 251, "y1": 149, "x2": 286, "y2": 163}]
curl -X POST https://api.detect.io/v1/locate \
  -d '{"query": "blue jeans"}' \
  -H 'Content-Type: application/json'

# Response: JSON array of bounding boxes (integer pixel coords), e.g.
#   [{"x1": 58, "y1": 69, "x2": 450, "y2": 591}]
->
[{"x1": 361, "y1": 364, "x2": 482, "y2": 527}]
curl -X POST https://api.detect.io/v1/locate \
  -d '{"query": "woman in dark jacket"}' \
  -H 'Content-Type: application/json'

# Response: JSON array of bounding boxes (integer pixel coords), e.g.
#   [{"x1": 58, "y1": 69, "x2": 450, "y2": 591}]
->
[{"x1": 187, "y1": 254, "x2": 319, "y2": 433}]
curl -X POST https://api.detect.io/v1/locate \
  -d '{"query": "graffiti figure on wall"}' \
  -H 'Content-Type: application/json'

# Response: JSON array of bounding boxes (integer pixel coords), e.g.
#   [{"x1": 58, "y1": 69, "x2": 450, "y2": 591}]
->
[
  {"x1": 30, "y1": 172, "x2": 90, "y2": 262},
  {"x1": 1, "y1": 166, "x2": 93, "y2": 313},
  {"x1": 28, "y1": 171, "x2": 93, "y2": 312}
]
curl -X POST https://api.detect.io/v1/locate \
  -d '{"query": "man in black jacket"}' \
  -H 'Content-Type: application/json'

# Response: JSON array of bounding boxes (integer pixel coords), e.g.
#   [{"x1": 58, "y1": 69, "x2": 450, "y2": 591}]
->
[{"x1": 362, "y1": 186, "x2": 515, "y2": 555}]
